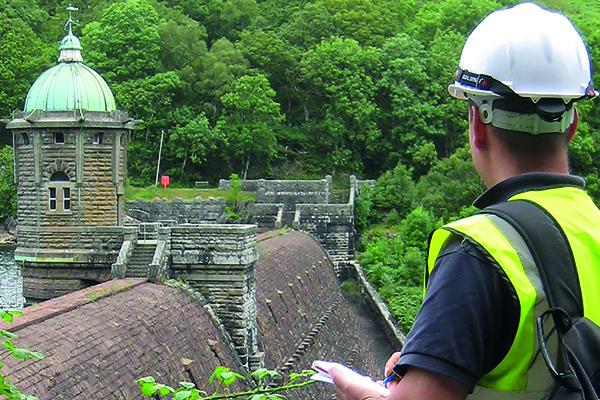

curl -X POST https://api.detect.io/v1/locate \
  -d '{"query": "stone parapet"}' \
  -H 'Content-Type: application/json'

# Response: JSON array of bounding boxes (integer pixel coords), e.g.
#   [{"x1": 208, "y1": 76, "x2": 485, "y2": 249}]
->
[
  {"x1": 250, "y1": 203, "x2": 283, "y2": 231},
  {"x1": 293, "y1": 204, "x2": 354, "y2": 273},
  {"x1": 127, "y1": 198, "x2": 226, "y2": 223},
  {"x1": 169, "y1": 224, "x2": 259, "y2": 368}
]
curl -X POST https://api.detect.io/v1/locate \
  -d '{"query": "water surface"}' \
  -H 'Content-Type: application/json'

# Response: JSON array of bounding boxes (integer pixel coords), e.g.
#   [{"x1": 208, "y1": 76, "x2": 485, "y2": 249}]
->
[{"x1": 0, "y1": 246, "x2": 23, "y2": 309}]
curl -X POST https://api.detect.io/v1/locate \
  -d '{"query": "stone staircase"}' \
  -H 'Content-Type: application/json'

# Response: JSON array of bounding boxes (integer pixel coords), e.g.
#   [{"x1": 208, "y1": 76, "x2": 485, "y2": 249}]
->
[{"x1": 125, "y1": 241, "x2": 157, "y2": 278}]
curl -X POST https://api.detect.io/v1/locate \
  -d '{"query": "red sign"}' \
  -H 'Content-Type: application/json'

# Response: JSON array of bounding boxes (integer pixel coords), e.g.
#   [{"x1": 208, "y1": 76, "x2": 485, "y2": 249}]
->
[{"x1": 160, "y1": 175, "x2": 170, "y2": 188}]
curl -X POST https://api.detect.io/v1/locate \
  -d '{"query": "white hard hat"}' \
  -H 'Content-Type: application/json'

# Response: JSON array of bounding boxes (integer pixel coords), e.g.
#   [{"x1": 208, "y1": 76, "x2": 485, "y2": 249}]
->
[{"x1": 449, "y1": 3, "x2": 596, "y2": 134}]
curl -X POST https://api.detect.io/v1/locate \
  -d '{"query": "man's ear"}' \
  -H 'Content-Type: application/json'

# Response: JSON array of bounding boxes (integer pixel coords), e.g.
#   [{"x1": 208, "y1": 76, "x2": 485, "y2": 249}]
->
[
  {"x1": 470, "y1": 103, "x2": 488, "y2": 149},
  {"x1": 568, "y1": 108, "x2": 579, "y2": 143}
]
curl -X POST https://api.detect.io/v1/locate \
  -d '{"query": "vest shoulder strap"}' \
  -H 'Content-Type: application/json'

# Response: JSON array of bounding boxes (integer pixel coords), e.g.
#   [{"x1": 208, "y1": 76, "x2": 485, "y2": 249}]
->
[{"x1": 481, "y1": 199, "x2": 583, "y2": 318}]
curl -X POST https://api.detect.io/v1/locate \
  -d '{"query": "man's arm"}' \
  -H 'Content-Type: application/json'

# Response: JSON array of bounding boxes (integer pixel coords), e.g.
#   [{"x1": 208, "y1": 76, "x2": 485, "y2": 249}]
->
[{"x1": 330, "y1": 366, "x2": 468, "y2": 400}]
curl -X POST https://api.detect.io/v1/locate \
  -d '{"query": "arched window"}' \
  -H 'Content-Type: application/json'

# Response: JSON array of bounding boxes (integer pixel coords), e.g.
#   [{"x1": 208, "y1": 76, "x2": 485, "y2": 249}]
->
[
  {"x1": 48, "y1": 172, "x2": 71, "y2": 212},
  {"x1": 50, "y1": 171, "x2": 70, "y2": 182},
  {"x1": 20, "y1": 133, "x2": 30, "y2": 145}
]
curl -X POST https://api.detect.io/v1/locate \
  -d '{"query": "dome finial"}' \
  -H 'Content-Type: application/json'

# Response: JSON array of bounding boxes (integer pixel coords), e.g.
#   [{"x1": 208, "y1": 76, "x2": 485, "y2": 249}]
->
[
  {"x1": 59, "y1": 4, "x2": 83, "y2": 63},
  {"x1": 65, "y1": 4, "x2": 78, "y2": 35}
]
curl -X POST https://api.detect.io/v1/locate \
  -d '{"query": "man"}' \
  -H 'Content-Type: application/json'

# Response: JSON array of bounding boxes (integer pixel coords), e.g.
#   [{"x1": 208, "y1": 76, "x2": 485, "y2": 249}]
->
[{"x1": 330, "y1": 3, "x2": 599, "y2": 400}]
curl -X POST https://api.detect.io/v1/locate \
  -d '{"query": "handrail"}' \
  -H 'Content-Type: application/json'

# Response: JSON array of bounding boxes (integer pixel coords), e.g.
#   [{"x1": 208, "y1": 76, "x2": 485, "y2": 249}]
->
[
  {"x1": 138, "y1": 222, "x2": 163, "y2": 241},
  {"x1": 148, "y1": 240, "x2": 168, "y2": 282},
  {"x1": 156, "y1": 219, "x2": 177, "y2": 227},
  {"x1": 128, "y1": 208, "x2": 150, "y2": 221},
  {"x1": 111, "y1": 240, "x2": 133, "y2": 278}
]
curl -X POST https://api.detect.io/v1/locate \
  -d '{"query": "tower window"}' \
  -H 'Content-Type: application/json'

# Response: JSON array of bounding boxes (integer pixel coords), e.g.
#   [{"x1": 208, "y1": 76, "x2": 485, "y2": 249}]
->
[
  {"x1": 55, "y1": 132, "x2": 64, "y2": 144},
  {"x1": 93, "y1": 132, "x2": 103, "y2": 144},
  {"x1": 63, "y1": 187, "x2": 71, "y2": 210},
  {"x1": 48, "y1": 171, "x2": 71, "y2": 213},
  {"x1": 49, "y1": 187, "x2": 57, "y2": 210},
  {"x1": 21, "y1": 133, "x2": 30, "y2": 145}
]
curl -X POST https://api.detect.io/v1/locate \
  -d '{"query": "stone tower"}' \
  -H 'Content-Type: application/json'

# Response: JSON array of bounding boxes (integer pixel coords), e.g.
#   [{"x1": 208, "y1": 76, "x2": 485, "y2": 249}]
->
[{"x1": 6, "y1": 11, "x2": 135, "y2": 303}]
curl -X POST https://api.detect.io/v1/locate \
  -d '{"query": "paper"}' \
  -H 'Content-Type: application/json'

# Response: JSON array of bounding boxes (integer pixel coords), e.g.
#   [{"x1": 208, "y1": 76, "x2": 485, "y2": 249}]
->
[{"x1": 311, "y1": 360, "x2": 390, "y2": 397}]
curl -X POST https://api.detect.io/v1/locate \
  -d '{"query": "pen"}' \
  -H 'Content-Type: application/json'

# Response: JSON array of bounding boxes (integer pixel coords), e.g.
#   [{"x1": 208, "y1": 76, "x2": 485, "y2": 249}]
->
[{"x1": 383, "y1": 371, "x2": 398, "y2": 388}]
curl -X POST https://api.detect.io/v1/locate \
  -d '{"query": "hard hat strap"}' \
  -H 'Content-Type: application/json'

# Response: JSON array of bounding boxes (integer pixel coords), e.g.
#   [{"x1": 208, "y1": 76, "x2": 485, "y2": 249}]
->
[{"x1": 469, "y1": 95, "x2": 575, "y2": 134}]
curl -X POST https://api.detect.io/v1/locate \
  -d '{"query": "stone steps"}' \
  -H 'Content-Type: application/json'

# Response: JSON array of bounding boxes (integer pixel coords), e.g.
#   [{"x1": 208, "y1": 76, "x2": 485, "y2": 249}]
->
[{"x1": 125, "y1": 244, "x2": 157, "y2": 278}]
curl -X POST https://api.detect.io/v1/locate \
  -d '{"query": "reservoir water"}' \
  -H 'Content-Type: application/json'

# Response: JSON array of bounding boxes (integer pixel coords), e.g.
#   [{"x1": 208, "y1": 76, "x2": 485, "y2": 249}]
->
[{"x1": 0, "y1": 246, "x2": 23, "y2": 309}]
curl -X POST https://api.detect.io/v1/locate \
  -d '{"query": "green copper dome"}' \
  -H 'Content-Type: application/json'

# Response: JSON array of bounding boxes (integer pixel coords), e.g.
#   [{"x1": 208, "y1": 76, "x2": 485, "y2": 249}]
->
[{"x1": 23, "y1": 29, "x2": 116, "y2": 113}]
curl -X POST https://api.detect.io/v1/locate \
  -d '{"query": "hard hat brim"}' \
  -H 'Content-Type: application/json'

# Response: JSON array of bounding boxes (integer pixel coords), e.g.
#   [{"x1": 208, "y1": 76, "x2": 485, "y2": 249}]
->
[{"x1": 448, "y1": 83, "x2": 503, "y2": 100}]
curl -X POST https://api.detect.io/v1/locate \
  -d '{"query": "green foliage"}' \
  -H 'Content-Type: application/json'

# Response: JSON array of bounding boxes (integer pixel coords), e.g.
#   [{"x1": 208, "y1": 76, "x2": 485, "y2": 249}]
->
[
  {"x1": 169, "y1": 113, "x2": 225, "y2": 178},
  {"x1": 414, "y1": 146, "x2": 484, "y2": 220},
  {"x1": 354, "y1": 185, "x2": 374, "y2": 234},
  {"x1": 216, "y1": 74, "x2": 283, "y2": 178},
  {"x1": 0, "y1": 4, "x2": 52, "y2": 116},
  {"x1": 300, "y1": 37, "x2": 381, "y2": 173},
  {"x1": 83, "y1": 0, "x2": 161, "y2": 82},
  {"x1": 0, "y1": 146, "x2": 16, "y2": 221},
  {"x1": 372, "y1": 162, "x2": 415, "y2": 218},
  {"x1": 0, "y1": 310, "x2": 44, "y2": 400},
  {"x1": 398, "y1": 207, "x2": 441, "y2": 252},
  {"x1": 384, "y1": 286, "x2": 422, "y2": 331},
  {"x1": 358, "y1": 232, "x2": 425, "y2": 331},
  {"x1": 138, "y1": 367, "x2": 315, "y2": 399},
  {"x1": 224, "y1": 173, "x2": 243, "y2": 220}
]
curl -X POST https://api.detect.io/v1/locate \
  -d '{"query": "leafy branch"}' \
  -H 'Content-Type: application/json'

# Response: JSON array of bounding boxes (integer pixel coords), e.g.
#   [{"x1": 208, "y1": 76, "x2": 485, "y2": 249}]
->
[
  {"x1": 0, "y1": 310, "x2": 44, "y2": 400},
  {"x1": 137, "y1": 366, "x2": 316, "y2": 400}
]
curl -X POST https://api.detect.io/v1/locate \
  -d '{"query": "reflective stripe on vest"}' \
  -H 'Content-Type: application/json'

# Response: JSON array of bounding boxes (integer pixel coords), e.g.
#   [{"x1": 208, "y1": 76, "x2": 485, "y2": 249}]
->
[{"x1": 426, "y1": 186, "x2": 600, "y2": 398}]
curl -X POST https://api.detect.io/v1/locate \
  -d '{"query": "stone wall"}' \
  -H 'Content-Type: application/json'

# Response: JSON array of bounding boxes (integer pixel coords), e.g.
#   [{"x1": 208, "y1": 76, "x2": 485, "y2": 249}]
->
[
  {"x1": 169, "y1": 224, "x2": 260, "y2": 367},
  {"x1": 15, "y1": 225, "x2": 124, "y2": 303},
  {"x1": 127, "y1": 198, "x2": 226, "y2": 223},
  {"x1": 294, "y1": 204, "x2": 354, "y2": 272},
  {"x1": 219, "y1": 177, "x2": 332, "y2": 209},
  {"x1": 254, "y1": 231, "x2": 384, "y2": 400},
  {"x1": 250, "y1": 203, "x2": 283, "y2": 231},
  {"x1": 218, "y1": 179, "x2": 259, "y2": 192},
  {"x1": 255, "y1": 178, "x2": 331, "y2": 208},
  {"x1": 13, "y1": 129, "x2": 126, "y2": 228}
]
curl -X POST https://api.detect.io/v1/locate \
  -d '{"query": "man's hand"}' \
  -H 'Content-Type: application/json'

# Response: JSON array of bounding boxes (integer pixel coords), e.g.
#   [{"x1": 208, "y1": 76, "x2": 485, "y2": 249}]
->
[
  {"x1": 329, "y1": 366, "x2": 388, "y2": 400},
  {"x1": 384, "y1": 352, "x2": 401, "y2": 375}
]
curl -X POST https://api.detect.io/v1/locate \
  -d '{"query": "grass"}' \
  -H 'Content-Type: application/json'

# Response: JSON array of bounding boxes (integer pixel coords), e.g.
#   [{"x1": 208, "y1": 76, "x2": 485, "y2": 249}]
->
[
  {"x1": 124, "y1": 185, "x2": 256, "y2": 202},
  {"x1": 340, "y1": 279, "x2": 361, "y2": 296},
  {"x1": 362, "y1": 222, "x2": 399, "y2": 240}
]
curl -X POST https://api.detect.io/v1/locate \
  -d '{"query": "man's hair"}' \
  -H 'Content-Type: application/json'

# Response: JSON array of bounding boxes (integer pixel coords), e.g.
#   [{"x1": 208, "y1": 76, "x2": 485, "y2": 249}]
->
[{"x1": 490, "y1": 126, "x2": 569, "y2": 157}]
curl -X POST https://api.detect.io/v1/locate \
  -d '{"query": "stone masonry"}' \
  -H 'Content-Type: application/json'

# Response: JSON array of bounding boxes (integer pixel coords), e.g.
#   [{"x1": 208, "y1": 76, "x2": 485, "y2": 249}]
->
[{"x1": 168, "y1": 224, "x2": 261, "y2": 368}]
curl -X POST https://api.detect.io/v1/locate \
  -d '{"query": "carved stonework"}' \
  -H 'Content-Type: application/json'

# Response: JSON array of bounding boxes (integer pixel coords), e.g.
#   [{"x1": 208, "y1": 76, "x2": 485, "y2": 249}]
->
[{"x1": 44, "y1": 159, "x2": 76, "y2": 182}]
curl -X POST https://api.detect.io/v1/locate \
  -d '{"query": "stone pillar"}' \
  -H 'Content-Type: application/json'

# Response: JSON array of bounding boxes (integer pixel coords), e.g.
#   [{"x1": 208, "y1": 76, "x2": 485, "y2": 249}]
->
[
  {"x1": 325, "y1": 175, "x2": 332, "y2": 203},
  {"x1": 169, "y1": 224, "x2": 260, "y2": 368}
]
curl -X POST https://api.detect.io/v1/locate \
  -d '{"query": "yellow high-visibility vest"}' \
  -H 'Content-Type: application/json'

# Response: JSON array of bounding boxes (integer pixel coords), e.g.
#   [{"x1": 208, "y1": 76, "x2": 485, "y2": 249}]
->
[{"x1": 427, "y1": 186, "x2": 600, "y2": 399}]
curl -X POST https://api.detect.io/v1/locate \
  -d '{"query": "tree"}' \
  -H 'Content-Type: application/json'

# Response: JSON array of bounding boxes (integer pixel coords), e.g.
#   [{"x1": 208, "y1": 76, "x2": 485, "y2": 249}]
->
[
  {"x1": 0, "y1": 146, "x2": 16, "y2": 222},
  {"x1": 414, "y1": 146, "x2": 484, "y2": 221},
  {"x1": 195, "y1": 38, "x2": 249, "y2": 121},
  {"x1": 300, "y1": 37, "x2": 382, "y2": 173},
  {"x1": 169, "y1": 113, "x2": 226, "y2": 179},
  {"x1": 216, "y1": 74, "x2": 284, "y2": 179},
  {"x1": 408, "y1": 0, "x2": 500, "y2": 44},
  {"x1": 0, "y1": 12, "x2": 52, "y2": 116},
  {"x1": 82, "y1": 0, "x2": 161, "y2": 82},
  {"x1": 371, "y1": 162, "x2": 415, "y2": 218}
]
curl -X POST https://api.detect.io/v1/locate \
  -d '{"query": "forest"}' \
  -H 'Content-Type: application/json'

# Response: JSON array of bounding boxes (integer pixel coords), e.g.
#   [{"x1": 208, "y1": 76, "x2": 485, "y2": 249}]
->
[{"x1": 1, "y1": 0, "x2": 600, "y2": 329}]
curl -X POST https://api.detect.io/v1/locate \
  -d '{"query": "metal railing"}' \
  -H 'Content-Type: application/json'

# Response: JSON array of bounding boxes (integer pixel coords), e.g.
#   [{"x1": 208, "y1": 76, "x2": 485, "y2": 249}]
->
[{"x1": 138, "y1": 222, "x2": 163, "y2": 241}]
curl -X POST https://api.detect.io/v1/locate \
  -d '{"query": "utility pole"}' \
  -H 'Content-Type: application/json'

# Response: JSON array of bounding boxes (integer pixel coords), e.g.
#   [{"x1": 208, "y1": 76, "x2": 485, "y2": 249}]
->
[{"x1": 155, "y1": 129, "x2": 164, "y2": 187}]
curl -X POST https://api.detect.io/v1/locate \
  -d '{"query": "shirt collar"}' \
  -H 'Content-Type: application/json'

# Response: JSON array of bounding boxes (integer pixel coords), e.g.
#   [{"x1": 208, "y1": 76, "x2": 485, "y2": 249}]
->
[{"x1": 473, "y1": 172, "x2": 586, "y2": 209}]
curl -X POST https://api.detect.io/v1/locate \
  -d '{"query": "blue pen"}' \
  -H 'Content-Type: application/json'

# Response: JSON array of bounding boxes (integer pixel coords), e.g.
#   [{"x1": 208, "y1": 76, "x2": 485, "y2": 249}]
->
[{"x1": 383, "y1": 371, "x2": 398, "y2": 388}]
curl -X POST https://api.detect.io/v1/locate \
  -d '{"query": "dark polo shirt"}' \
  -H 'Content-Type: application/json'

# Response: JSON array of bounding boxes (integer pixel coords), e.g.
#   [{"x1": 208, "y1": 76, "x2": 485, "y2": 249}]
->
[{"x1": 394, "y1": 173, "x2": 585, "y2": 391}]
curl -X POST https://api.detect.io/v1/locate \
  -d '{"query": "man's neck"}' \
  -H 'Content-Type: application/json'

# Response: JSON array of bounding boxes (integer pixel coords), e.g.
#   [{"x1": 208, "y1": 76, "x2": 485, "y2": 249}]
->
[{"x1": 484, "y1": 152, "x2": 570, "y2": 188}]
